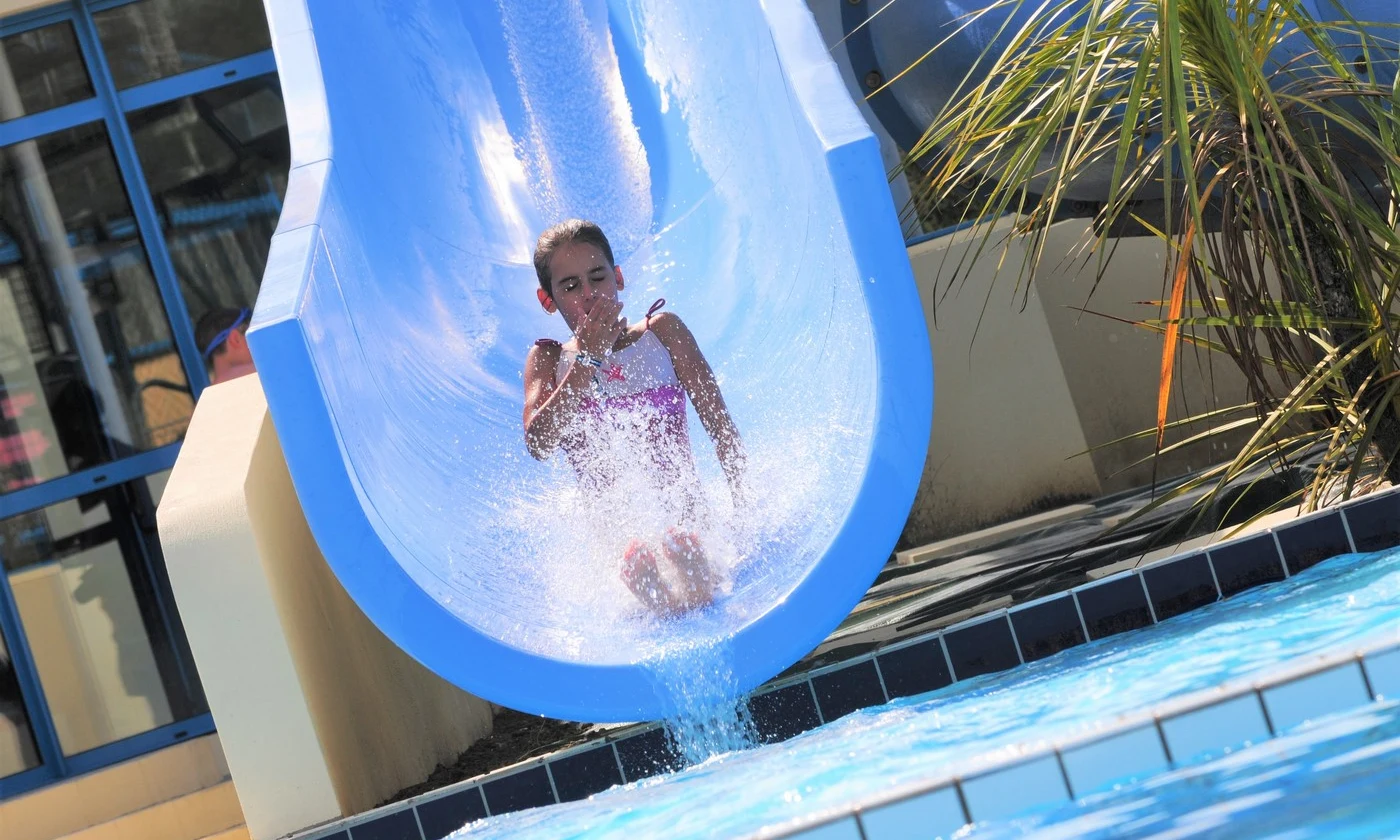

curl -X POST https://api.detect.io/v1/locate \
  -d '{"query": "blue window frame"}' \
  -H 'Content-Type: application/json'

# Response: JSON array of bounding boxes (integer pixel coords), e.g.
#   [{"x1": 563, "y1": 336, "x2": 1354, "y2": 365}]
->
[{"x1": 0, "y1": 0, "x2": 284, "y2": 800}]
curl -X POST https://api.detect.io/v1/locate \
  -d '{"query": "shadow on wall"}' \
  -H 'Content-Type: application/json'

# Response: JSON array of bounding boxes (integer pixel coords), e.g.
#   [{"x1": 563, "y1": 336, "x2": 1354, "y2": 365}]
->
[
  {"x1": 899, "y1": 220, "x2": 1260, "y2": 548},
  {"x1": 0, "y1": 648, "x2": 39, "y2": 777}
]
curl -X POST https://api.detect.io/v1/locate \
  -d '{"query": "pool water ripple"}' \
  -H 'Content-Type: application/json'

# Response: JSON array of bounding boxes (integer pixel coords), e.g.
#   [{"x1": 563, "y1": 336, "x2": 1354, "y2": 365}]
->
[
  {"x1": 452, "y1": 548, "x2": 1400, "y2": 838},
  {"x1": 965, "y1": 699, "x2": 1400, "y2": 839}
]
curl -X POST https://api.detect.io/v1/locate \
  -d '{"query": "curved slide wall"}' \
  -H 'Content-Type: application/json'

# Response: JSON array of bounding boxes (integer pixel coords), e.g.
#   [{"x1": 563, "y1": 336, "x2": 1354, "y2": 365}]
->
[{"x1": 248, "y1": 0, "x2": 931, "y2": 722}]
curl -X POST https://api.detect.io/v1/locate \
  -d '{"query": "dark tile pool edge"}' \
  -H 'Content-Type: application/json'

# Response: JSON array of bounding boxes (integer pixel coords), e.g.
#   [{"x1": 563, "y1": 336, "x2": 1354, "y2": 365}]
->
[
  {"x1": 282, "y1": 489, "x2": 1399, "y2": 840},
  {"x1": 771, "y1": 635, "x2": 1400, "y2": 840}
]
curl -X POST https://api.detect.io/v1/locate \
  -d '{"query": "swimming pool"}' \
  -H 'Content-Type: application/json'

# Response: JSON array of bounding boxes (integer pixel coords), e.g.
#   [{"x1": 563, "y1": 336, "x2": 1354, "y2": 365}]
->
[
  {"x1": 445, "y1": 546, "x2": 1400, "y2": 839},
  {"x1": 959, "y1": 697, "x2": 1400, "y2": 839}
]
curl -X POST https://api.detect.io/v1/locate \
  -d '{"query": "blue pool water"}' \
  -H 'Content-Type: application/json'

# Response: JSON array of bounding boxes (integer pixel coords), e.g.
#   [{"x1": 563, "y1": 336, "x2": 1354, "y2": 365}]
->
[
  {"x1": 967, "y1": 698, "x2": 1400, "y2": 839},
  {"x1": 452, "y1": 548, "x2": 1400, "y2": 839}
]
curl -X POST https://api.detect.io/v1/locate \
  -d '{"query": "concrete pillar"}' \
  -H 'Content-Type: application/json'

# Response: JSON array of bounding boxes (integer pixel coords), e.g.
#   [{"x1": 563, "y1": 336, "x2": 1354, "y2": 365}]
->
[{"x1": 157, "y1": 375, "x2": 493, "y2": 840}]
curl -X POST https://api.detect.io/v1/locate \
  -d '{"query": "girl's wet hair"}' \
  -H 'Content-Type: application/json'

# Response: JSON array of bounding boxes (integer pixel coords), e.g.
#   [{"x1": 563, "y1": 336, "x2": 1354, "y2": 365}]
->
[{"x1": 533, "y1": 219, "x2": 615, "y2": 297}]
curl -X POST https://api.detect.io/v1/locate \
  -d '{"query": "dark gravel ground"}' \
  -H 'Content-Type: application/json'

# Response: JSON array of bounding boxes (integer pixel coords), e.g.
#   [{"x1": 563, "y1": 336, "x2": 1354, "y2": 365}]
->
[{"x1": 378, "y1": 709, "x2": 596, "y2": 807}]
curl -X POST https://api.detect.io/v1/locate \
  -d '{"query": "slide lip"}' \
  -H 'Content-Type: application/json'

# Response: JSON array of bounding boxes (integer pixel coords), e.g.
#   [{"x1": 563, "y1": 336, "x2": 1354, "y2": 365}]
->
[{"x1": 247, "y1": 0, "x2": 932, "y2": 722}]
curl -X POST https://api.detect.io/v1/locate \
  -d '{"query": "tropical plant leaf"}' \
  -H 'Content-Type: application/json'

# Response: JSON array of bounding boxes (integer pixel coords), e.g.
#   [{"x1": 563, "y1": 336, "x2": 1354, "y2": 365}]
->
[
  {"x1": 1158, "y1": 217, "x2": 1195, "y2": 448},
  {"x1": 895, "y1": 0, "x2": 1400, "y2": 551}
]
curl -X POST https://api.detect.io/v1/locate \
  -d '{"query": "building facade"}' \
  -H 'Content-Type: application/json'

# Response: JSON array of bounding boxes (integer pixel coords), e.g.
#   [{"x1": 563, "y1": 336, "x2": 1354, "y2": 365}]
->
[{"x1": 0, "y1": 0, "x2": 288, "y2": 800}]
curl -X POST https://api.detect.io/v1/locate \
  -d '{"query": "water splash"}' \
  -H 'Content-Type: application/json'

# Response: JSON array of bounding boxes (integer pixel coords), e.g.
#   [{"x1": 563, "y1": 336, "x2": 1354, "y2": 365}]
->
[{"x1": 643, "y1": 636, "x2": 756, "y2": 764}]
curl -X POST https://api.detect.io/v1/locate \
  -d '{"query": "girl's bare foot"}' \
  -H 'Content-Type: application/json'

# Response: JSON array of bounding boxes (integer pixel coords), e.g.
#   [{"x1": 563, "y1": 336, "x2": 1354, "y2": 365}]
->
[
  {"x1": 662, "y1": 528, "x2": 718, "y2": 610},
  {"x1": 622, "y1": 539, "x2": 679, "y2": 615}
]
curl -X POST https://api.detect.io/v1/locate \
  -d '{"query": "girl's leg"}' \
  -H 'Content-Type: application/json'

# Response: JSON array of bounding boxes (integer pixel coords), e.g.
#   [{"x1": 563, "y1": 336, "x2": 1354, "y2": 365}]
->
[
  {"x1": 662, "y1": 528, "x2": 718, "y2": 610},
  {"x1": 621, "y1": 539, "x2": 679, "y2": 615}
]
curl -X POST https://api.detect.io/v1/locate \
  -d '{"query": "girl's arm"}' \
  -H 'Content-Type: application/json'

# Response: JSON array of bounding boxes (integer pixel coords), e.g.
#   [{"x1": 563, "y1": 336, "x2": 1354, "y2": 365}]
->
[
  {"x1": 523, "y1": 301, "x2": 626, "y2": 458},
  {"x1": 650, "y1": 312, "x2": 747, "y2": 498},
  {"x1": 524, "y1": 341, "x2": 584, "y2": 459}
]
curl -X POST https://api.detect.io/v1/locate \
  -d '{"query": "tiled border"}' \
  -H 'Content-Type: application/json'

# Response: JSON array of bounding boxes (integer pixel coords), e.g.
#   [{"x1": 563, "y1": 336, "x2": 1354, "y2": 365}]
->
[
  {"x1": 768, "y1": 636, "x2": 1400, "y2": 840},
  {"x1": 285, "y1": 489, "x2": 1400, "y2": 840}
]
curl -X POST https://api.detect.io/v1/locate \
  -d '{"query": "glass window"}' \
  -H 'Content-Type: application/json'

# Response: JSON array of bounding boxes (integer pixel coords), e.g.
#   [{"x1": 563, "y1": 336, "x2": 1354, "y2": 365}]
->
[
  {"x1": 0, "y1": 633, "x2": 40, "y2": 779},
  {"x1": 127, "y1": 76, "x2": 288, "y2": 340},
  {"x1": 0, "y1": 22, "x2": 95, "y2": 122},
  {"x1": 0, "y1": 122, "x2": 194, "y2": 496},
  {"x1": 93, "y1": 0, "x2": 272, "y2": 90},
  {"x1": 0, "y1": 478, "x2": 205, "y2": 756},
  {"x1": 144, "y1": 468, "x2": 170, "y2": 507}
]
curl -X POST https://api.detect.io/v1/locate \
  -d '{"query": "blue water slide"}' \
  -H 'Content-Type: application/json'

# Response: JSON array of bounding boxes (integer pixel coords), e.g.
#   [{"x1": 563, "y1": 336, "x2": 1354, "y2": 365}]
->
[{"x1": 249, "y1": 0, "x2": 931, "y2": 722}]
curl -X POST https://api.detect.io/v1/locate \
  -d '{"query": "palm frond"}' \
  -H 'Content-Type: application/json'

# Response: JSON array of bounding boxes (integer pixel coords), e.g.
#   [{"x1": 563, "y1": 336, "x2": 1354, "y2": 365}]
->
[{"x1": 899, "y1": 0, "x2": 1400, "y2": 538}]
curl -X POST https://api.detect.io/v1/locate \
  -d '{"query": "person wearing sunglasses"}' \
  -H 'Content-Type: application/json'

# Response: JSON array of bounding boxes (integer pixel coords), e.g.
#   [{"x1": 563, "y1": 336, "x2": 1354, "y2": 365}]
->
[{"x1": 194, "y1": 306, "x2": 256, "y2": 386}]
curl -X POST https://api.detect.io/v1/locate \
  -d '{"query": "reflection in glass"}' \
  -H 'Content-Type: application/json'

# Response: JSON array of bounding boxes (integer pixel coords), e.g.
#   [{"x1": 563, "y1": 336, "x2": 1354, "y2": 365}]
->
[
  {"x1": 145, "y1": 468, "x2": 171, "y2": 507},
  {"x1": 128, "y1": 77, "x2": 288, "y2": 335},
  {"x1": 94, "y1": 0, "x2": 272, "y2": 90},
  {"x1": 0, "y1": 122, "x2": 194, "y2": 496},
  {"x1": 0, "y1": 478, "x2": 205, "y2": 756},
  {"x1": 0, "y1": 632, "x2": 40, "y2": 779},
  {"x1": 0, "y1": 22, "x2": 94, "y2": 122}
]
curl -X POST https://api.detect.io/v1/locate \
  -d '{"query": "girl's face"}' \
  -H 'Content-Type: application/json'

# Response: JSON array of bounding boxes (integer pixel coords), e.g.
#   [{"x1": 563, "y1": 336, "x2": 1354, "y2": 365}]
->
[{"x1": 539, "y1": 241, "x2": 625, "y2": 332}]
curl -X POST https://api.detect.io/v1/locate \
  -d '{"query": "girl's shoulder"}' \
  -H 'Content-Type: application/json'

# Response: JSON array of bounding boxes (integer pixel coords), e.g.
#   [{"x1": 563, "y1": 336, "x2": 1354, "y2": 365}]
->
[
  {"x1": 647, "y1": 310, "x2": 684, "y2": 330},
  {"x1": 526, "y1": 338, "x2": 565, "y2": 374},
  {"x1": 645, "y1": 310, "x2": 689, "y2": 348},
  {"x1": 642, "y1": 295, "x2": 684, "y2": 336},
  {"x1": 529, "y1": 338, "x2": 563, "y2": 357}
]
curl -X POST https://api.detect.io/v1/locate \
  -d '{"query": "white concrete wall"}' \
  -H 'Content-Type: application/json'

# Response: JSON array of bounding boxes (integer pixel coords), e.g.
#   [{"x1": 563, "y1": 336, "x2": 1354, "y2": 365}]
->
[
  {"x1": 157, "y1": 375, "x2": 493, "y2": 840},
  {"x1": 901, "y1": 221, "x2": 1103, "y2": 547}
]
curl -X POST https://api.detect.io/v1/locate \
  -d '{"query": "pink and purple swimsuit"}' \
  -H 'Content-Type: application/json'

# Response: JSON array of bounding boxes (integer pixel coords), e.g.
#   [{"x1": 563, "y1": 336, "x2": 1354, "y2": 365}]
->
[{"x1": 540, "y1": 299, "x2": 704, "y2": 532}]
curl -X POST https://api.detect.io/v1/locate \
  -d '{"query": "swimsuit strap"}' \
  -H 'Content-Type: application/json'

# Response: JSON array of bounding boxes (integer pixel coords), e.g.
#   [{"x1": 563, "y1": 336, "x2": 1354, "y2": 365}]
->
[
  {"x1": 534, "y1": 338, "x2": 561, "y2": 348},
  {"x1": 645, "y1": 298, "x2": 666, "y2": 332}
]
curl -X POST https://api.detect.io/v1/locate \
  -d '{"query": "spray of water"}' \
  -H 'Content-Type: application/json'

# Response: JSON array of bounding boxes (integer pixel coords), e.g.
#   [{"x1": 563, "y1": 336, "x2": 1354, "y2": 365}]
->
[
  {"x1": 643, "y1": 635, "x2": 757, "y2": 764},
  {"x1": 488, "y1": 358, "x2": 867, "y2": 666}
]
